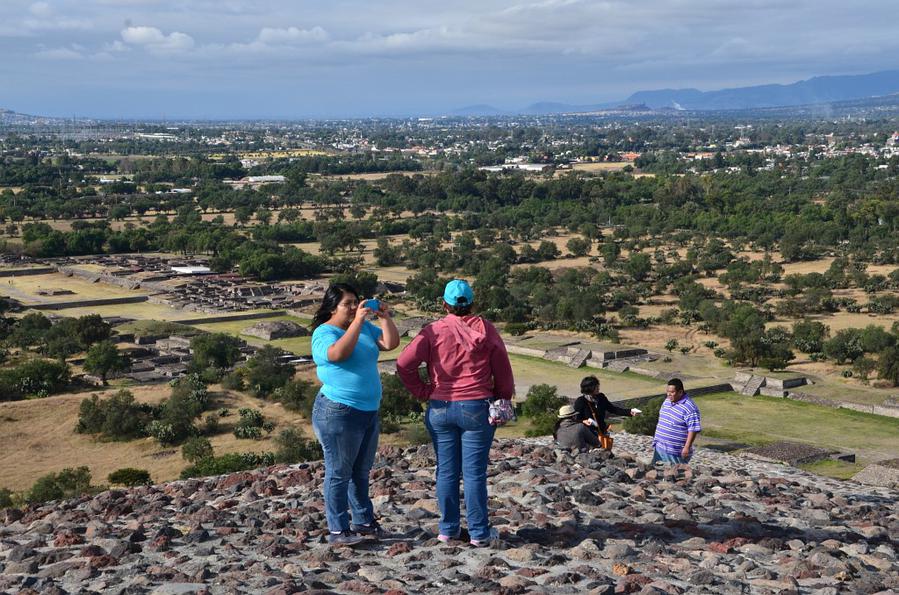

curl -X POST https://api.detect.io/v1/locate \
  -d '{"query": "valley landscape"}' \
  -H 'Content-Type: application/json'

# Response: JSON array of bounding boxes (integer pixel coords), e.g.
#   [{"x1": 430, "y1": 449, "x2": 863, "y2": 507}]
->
[{"x1": 0, "y1": 0, "x2": 898, "y2": 592}]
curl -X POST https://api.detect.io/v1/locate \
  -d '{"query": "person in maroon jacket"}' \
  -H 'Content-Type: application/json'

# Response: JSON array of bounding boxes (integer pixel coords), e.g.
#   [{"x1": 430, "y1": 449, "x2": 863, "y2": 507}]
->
[{"x1": 396, "y1": 279, "x2": 514, "y2": 547}]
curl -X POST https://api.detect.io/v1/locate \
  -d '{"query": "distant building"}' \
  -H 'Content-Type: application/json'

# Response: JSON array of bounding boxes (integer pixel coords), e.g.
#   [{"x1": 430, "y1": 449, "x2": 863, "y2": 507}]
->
[{"x1": 171, "y1": 266, "x2": 212, "y2": 275}]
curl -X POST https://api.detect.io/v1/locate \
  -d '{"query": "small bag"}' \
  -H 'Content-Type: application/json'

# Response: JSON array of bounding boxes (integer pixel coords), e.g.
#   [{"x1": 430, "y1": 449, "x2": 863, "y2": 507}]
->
[
  {"x1": 488, "y1": 398, "x2": 515, "y2": 426},
  {"x1": 600, "y1": 425, "x2": 614, "y2": 450}
]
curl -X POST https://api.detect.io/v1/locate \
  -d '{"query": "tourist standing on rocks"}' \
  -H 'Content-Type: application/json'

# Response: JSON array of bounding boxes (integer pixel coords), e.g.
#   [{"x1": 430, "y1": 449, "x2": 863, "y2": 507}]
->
[
  {"x1": 311, "y1": 283, "x2": 400, "y2": 546},
  {"x1": 651, "y1": 378, "x2": 702, "y2": 464},
  {"x1": 573, "y1": 375, "x2": 640, "y2": 449},
  {"x1": 396, "y1": 279, "x2": 515, "y2": 547},
  {"x1": 554, "y1": 404, "x2": 601, "y2": 451}
]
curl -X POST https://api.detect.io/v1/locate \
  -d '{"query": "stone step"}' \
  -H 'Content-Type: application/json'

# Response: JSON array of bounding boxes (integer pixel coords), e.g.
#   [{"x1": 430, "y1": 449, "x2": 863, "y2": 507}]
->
[
  {"x1": 567, "y1": 348, "x2": 591, "y2": 368},
  {"x1": 741, "y1": 374, "x2": 766, "y2": 396}
]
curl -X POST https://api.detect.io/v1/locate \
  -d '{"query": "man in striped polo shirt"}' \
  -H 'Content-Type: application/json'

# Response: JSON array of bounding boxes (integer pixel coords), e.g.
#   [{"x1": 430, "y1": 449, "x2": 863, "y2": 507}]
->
[{"x1": 651, "y1": 378, "x2": 701, "y2": 464}]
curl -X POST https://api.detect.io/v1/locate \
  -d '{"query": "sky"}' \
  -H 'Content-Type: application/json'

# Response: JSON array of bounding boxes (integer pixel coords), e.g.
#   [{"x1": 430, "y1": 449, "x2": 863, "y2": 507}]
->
[{"x1": 1, "y1": 0, "x2": 898, "y2": 119}]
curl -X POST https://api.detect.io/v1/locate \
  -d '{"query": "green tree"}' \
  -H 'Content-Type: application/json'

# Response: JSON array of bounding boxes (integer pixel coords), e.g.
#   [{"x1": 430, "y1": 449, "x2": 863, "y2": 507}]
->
[
  {"x1": 274, "y1": 427, "x2": 322, "y2": 464},
  {"x1": 190, "y1": 333, "x2": 242, "y2": 371},
  {"x1": 792, "y1": 319, "x2": 829, "y2": 353},
  {"x1": 566, "y1": 237, "x2": 591, "y2": 257},
  {"x1": 108, "y1": 468, "x2": 152, "y2": 487},
  {"x1": 623, "y1": 397, "x2": 663, "y2": 436},
  {"x1": 878, "y1": 346, "x2": 899, "y2": 387},
  {"x1": 84, "y1": 340, "x2": 128, "y2": 385},
  {"x1": 182, "y1": 436, "x2": 214, "y2": 463},
  {"x1": 244, "y1": 345, "x2": 295, "y2": 398},
  {"x1": 625, "y1": 252, "x2": 652, "y2": 282}
]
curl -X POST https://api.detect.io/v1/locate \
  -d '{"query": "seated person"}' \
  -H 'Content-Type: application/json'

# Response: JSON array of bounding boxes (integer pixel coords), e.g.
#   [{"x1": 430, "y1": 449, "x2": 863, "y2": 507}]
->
[
  {"x1": 553, "y1": 404, "x2": 600, "y2": 451},
  {"x1": 574, "y1": 376, "x2": 639, "y2": 439}
]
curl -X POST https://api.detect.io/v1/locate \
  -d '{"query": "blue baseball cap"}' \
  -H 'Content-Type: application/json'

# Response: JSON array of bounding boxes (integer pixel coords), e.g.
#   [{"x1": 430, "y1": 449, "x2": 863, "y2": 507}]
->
[{"x1": 443, "y1": 279, "x2": 474, "y2": 306}]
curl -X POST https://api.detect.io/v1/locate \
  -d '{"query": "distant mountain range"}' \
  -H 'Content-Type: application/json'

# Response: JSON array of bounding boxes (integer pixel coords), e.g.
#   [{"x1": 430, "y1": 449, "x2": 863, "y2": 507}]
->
[{"x1": 451, "y1": 69, "x2": 899, "y2": 115}]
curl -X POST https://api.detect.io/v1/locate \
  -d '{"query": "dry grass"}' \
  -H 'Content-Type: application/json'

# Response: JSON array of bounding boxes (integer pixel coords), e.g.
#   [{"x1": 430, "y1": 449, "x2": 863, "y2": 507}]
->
[{"x1": 0, "y1": 384, "x2": 313, "y2": 492}]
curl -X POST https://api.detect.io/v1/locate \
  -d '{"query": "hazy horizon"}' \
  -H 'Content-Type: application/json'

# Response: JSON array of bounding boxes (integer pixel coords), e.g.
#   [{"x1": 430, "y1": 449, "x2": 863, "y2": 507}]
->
[{"x1": 2, "y1": 0, "x2": 899, "y2": 119}]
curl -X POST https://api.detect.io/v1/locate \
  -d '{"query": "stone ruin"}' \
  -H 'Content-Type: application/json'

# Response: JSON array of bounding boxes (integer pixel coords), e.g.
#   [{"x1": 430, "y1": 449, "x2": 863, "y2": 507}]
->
[
  {"x1": 241, "y1": 320, "x2": 309, "y2": 341},
  {"x1": 0, "y1": 434, "x2": 896, "y2": 594}
]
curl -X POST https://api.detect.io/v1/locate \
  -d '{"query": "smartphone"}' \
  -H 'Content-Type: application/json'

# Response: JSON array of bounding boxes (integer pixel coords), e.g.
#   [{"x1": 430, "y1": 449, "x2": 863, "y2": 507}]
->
[{"x1": 363, "y1": 299, "x2": 380, "y2": 311}]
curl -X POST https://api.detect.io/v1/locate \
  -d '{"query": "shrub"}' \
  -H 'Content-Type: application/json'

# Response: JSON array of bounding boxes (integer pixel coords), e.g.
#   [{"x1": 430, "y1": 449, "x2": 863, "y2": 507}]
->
[
  {"x1": 525, "y1": 413, "x2": 558, "y2": 438},
  {"x1": 221, "y1": 370, "x2": 245, "y2": 391},
  {"x1": 244, "y1": 345, "x2": 295, "y2": 398},
  {"x1": 202, "y1": 413, "x2": 221, "y2": 435},
  {"x1": 234, "y1": 425, "x2": 262, "y2": 440},
  {"x1": 189, "y1": 333, "x2": 242, "y2": 371},
  {"x1": 823, "y1": 329, "x2": 864, "y2": 364},
  {"x1": 150, "y1": 375, "x2": 210, "y2": 445},
  {"x1": 792, "y1": 319, "x2": 829, "y2": 353},
  {"x1": 878, "y1": 345, "x2": 899, "y2": 387},
  {"x1": 182, "y1": 436, "x2": 214, "y2": 463},
  {"x1": 83, "y1": 340, "x2": 128, "y2": 385},
  {"x1": 380, "y1": 374, "x2": 422, "y2": 422},
  {"x1": 76, "y1": 390, "x2": 151, "y2": 440},
  {"x1": 233, "y1": 408, "x2": 266, "y2": 440},
  {"x1": 180, "y1": 452, "x2": 275, "y2": 479},
  {"x1": 107, "y1": 468, "x2": 152, "y2": 487},
  {"x1": 401, "y1": 423, "x2": 432, "y2": 446},
  {"x1": 520, "y1": 384, "x2": 567, "y2": 438},
  {"x1": 520, "y1": 384, "x2": 566, "y2": 419},
  {"x1": 622, "y1": 397, "x2": 663, "y2": 436},
  {"x1": 26, "y1": 467, "x2": 92, "y2": 504},
  {"x1": 0, "y1": 358, "x2": 70, "y2": 401},
  {"x1": 273, "y1": 427, "x2": 323, "y2": 463},
  {"x1": 272, "y1": 379, "x2": 317, "y2": 417},
  {"x1": 664, "y1": 339, "x2": 679, "y2": 353},
  {"x1": 0, "y1": 488, "x2": 13, "y2": 508},
  {"x1": 505, "y1": 322, "x2": 529, "y2": 336}
]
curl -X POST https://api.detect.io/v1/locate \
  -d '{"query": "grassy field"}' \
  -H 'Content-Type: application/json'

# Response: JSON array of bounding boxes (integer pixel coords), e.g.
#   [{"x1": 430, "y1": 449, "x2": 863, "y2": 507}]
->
[
  {"x1": 186, "y1": 314, "x2": 410, "y2": 360},
  {"x1": 0, "y1": 272, "x2": 149, "y2": 305},
  {"x1": 508, "y1": 353, "x2": 661, "y2": 399},
  {"x1": 694, "y1": 392, "x2": 898, "y2": 469},
  {"x1": 0, "y1": 385, "x2": 314, "y2": 491}
]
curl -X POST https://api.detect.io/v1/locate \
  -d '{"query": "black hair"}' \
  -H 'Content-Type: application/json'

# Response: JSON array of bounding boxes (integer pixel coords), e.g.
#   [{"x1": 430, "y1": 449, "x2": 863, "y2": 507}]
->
[
  {"x1": 552, "y1": 418, "x2": 563, "y2": 441},
  {"x1": 447, "y1": 302, "x2": 473, "y2": 316},
  {"x1": 667, "y1": 377, "x2": 684, "y2": 393},
  {"x1": 311, "y1": 283, "x2": 359, "y2": 328},
  {"x1": 580, "y1": 375, "x2": 599, "y2": 394}
]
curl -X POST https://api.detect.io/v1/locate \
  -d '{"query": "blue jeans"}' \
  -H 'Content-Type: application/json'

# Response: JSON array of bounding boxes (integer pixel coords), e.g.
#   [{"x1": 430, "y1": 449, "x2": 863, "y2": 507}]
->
[
  {"x1": 311, "y1": 393, "x2": 380, "y2": 532},
  {"x1": 651, "y1": 448, "x2": 692, "y2": 465},
  {"x1": 426, "y1": 399, "x2": 496, "y2": 541}
]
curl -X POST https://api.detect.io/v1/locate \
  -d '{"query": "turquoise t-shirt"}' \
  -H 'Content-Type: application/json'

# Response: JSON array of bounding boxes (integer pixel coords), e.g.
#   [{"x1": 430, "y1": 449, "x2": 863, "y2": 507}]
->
[{"x1": 311, "y1": 321, "x2": 383, "y2": 411}]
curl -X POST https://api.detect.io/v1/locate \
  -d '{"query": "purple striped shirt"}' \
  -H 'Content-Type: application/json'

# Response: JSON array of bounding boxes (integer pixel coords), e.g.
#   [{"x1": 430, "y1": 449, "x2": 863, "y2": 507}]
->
[{"x1": 652, "y1": 394, "x2": 702, "y2": 455}]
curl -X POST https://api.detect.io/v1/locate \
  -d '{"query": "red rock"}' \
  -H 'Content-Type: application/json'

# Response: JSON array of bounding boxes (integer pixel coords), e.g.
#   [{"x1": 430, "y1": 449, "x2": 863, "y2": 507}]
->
[
  {"x1": 88, "y1": 555, "x2": 118, "y2": 568},
  {"x1": 220, "y1": 471, "x2": 256, "y2": 489},
  {"x1": 516, "y1": 568, "x2": 547, "y2": 577},
  {"x1": 339, "y1": 580, "x2": 379, "y2": 594},
  {"x1": 54, "y1": 531, "x2": 84, "y2": 547},
  {"x1": 386, "y1": 542, "x2": 413, "y2": 557}
]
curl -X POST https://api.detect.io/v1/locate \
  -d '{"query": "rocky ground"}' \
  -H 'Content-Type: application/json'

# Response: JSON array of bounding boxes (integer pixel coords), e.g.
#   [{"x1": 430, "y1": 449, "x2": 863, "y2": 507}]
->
[{"x1": 1, "y1": 433, "x2": 897, "y2": 595}]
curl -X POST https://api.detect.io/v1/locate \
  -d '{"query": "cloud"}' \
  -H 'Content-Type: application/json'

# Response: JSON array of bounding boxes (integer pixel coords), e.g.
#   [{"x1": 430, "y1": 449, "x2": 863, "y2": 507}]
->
[
  {"x1": 257, "y1": 26, "x2": 329, "y2": 44},
  {"x1": 121, "y1": 25, "x2": 194, "y2": 52},
  {"x1": 35, "y1": 46, "x2": 84, "y2": 60}
]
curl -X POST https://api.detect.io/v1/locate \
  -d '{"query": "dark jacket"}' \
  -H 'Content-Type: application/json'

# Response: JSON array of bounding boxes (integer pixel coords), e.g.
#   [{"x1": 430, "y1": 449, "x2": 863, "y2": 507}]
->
[
  {"x1": 554, "y1": 417, "x2": 600, "y2": 451},
  {"x1": 573, "y1": 393, "x2": 630, "y2": 435}
]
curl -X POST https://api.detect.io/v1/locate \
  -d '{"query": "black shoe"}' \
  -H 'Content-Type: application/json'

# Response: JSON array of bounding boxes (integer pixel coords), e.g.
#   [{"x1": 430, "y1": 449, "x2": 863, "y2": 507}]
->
[
  {"x1": 350, "y1": 520, "x2": 383, "y2": 540},
  {"x1": 328, "y1": 530, "x2": 366, "y2": 546}
]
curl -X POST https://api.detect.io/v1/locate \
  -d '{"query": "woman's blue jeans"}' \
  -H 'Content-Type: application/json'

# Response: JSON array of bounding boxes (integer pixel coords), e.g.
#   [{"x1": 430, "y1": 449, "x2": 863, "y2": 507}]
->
[
  {"x1": 311, "y1": 393, "x2": 379, "y2": 532},
  {"x1": 425, "y1": 398, "x2": 496, "y2": 541}
]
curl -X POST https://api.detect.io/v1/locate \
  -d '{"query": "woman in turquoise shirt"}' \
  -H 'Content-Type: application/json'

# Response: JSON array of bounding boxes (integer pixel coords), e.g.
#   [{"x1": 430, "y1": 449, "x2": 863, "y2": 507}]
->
[{"x1": 310, "y1": 283, "x2": 399, "y2": 546}]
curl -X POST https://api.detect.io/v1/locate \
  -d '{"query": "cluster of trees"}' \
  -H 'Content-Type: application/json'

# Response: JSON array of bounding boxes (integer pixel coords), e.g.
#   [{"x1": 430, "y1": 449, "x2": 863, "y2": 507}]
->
[{"x1": 77, "y1": 375, "x2": 210, "y2": 445}]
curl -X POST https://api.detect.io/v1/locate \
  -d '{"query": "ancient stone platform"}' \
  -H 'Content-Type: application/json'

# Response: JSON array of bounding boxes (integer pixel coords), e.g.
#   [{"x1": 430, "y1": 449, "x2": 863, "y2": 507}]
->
[{"x1": 0, "y1": 434, "x2": 896, "y2": 594}]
